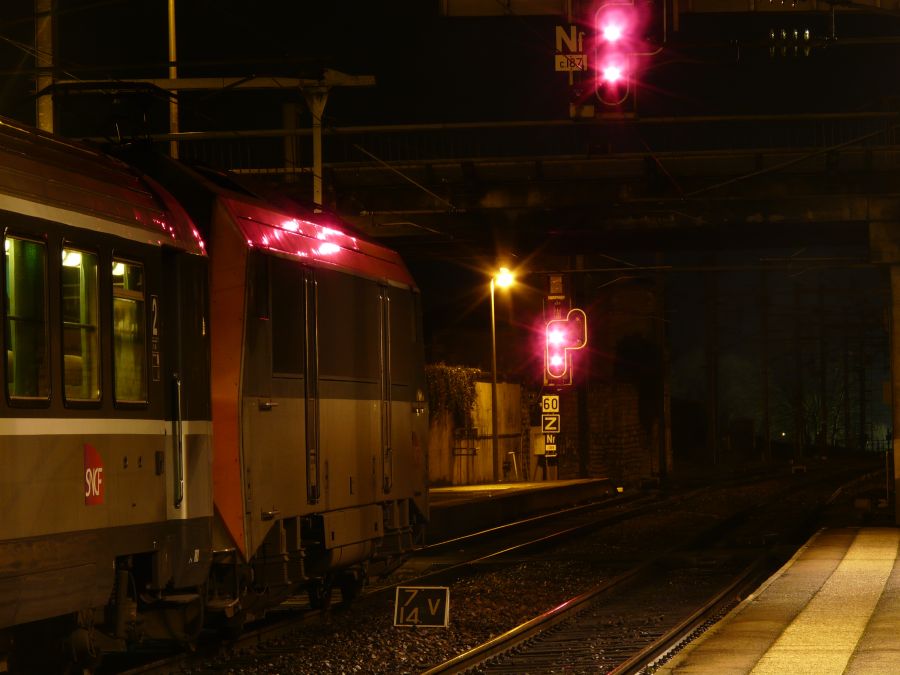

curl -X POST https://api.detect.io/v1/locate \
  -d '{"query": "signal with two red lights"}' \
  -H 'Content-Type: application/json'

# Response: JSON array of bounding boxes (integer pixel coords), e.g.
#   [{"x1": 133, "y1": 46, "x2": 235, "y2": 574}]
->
[
  {"x1": 594, "y1": 0, "x2": 643, "y2": 106},
  {"x1": 544, "y1": 308, "x2": 588, "y2": 386}
]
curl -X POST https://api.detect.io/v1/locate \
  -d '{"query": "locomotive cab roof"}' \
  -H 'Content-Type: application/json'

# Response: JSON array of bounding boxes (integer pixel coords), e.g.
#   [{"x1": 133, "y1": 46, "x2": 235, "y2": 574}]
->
[{"x1": 110, "y1": 143, "x2": 416, "y2": 289}]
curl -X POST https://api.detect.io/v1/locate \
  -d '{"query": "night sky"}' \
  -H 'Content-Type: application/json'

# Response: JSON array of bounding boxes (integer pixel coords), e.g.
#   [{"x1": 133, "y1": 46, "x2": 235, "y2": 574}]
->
[
  {"x1": 0, "y1": 1, "x2": 895, "y2": 438},
  {"x1": 2, "y1": 2, "x2": 897, "y2": 128}
]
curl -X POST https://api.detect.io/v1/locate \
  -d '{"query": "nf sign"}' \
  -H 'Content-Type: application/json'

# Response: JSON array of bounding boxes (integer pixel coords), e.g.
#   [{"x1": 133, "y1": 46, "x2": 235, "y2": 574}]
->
[
  {"x1": 555, "y1": 25, "x2": 586, "y2": 71},
  {"x1": 394, "y1": 586, "x2": 450, "y2": 628}
]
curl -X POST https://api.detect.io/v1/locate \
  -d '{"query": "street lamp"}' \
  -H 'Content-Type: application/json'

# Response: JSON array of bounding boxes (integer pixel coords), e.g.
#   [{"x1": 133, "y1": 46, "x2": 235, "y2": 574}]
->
[{"x1": 491, "y1": 267, "x2": 514, "y2": 482}]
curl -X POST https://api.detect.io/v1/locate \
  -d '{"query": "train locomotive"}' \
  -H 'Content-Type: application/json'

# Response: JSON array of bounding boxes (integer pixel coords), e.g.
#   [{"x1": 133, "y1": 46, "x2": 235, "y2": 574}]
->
[{"x1": 0, "y1": 118, "x2": 429, "y2": 671}]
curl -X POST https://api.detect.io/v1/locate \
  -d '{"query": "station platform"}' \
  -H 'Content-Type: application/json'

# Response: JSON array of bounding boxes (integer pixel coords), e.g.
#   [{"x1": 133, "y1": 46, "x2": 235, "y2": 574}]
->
[
  {"x1": 426, "y1": 478, "x2": 612, "y2": 543},
  {"x1": 659, "y1": 527, "x2": 900, "y2": 674}
]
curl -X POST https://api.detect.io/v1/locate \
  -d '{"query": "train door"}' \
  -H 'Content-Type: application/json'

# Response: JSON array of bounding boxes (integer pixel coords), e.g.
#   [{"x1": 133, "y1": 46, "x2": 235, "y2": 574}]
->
[
  {"x1": 315, "y1": 268, "x2": 381, "y2": 511},
  {"x1": 161, "y1": 247, "x2": 212, "y2": 522},
  {"x1": 384, "y1": 285, "x2": 423, "y2": 499},
  {"x1": 380, "y1": 285, "x2": 423, "y2": 499},
  {"x1": 242, "y1": 254, "x2": 313, "y2": 555}
]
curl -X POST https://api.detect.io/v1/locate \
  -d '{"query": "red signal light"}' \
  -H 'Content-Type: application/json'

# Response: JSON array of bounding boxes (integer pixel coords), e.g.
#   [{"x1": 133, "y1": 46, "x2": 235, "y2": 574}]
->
[
  {"x1": 544, "y1": 308, "x2": 588, "y2": 386},
  {"x1": 597, "y1": 6, "x2": 631, "y2": 44},
  {"x1": 600, "y1": 61, "x2": 625, "y2": 85},
  {"x1": 601, "y1": 22, "x2": 624, "y2": 43}
]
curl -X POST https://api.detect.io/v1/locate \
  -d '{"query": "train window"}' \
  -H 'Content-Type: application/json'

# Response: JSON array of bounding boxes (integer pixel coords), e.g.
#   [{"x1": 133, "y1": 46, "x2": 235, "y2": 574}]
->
[
  {"x1": 270, "y1": 256, "x2": 303, "y2": 376},
  {"x1": 112, "y1": 259, "x2": 147, "y2": 402},
  {"x1": 317, "y1": 269, "x2": 379, "y2": 381},
  {"x1": 4, "y1": 236, "x2": 49, "y2": 400},
  {"x1": 61, "y1": 247, "x2": 100, "y2": 402},
  {"x1": 388, "y1": 288, "x2": 414, "y2": 386}
]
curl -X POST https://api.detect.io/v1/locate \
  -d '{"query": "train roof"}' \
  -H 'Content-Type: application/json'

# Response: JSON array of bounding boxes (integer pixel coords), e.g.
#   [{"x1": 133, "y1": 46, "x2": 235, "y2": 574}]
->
[
  {"x1": 0, "y1": 117, "x2": 204, "y2": 254},
  {"x1": 114, "y1": 148, "x2": 417, "y2": 289},
  {"x1": 218, "y1": 193, "x2": 416, "y2": 289}
]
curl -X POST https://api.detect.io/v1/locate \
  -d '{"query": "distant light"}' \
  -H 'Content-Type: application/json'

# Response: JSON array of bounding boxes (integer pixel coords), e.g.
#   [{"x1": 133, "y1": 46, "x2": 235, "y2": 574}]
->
[
  {"x1": 781, "y1": 431, "x2": 786, "y2": 437},
  {"x1": 495, "y1": 267, "x2": 514, "y2": 288},
  {"x1": 616, "y1": 486, "x2": 624, "y2": 493}
]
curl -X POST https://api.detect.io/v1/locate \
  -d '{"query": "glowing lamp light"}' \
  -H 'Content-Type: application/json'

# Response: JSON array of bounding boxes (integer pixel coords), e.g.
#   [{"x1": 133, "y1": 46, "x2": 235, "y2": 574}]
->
[
  {"x1": 495, "y1": 267, "x2": 514, "y2": 289},
  {"x1": 548, "y1": 328, "x2": 566, "y2": 346},
  {"x1": 602, "y1": 23, "x2": 623, "y2": 43},
  {"x1": 62, "y1": 250, "x2": 82, "y2": 268},
  {"x1": 601, "y1": 64, "x2": 624, "y2": 84}
]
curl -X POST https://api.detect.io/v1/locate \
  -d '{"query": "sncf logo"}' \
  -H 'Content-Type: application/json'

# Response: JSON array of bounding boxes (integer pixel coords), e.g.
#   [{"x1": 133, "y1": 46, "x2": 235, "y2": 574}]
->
[{"x1": 84, "y1": 443, "x2": 105, "y2": 505}]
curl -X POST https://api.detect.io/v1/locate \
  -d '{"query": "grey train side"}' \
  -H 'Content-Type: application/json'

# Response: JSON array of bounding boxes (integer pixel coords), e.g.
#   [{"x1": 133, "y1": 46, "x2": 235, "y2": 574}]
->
[
  {"x1": 0, "y1": 121, "x2": 212, "y2": 670},
  {"x1": 0, "y1": 122, "x2": 428, "y2": 671}
]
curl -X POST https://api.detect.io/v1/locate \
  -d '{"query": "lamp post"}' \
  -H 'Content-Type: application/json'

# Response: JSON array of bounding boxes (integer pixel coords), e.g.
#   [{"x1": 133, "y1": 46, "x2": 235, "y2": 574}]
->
[{"x1": 490, "y1": 267, "x2": 514, "y2": 482}]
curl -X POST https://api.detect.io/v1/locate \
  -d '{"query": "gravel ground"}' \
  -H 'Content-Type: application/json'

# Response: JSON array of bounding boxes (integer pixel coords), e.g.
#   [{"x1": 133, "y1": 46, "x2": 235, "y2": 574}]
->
[{"x1": 176, "y1": 460, "x2": 879, "y2": 675}]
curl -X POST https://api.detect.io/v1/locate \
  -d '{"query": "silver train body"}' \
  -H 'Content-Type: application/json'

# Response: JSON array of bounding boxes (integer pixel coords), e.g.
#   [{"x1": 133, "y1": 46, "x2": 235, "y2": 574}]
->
[{"x1": 0, "y1": 120, "x2": 428, "y2": 670}]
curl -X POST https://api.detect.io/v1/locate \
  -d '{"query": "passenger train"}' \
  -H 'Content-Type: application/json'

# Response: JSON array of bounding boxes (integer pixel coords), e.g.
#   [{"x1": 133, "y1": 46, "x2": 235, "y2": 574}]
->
[{"x1": 0, "y1": 117, "x2": 428, "y2": 671}]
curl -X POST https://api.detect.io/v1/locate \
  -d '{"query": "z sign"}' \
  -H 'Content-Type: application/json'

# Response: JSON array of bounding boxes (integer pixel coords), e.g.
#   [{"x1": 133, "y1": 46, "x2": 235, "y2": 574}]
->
[{"x1": 84, "y1": 443, "x2": 105, "y2": 505}]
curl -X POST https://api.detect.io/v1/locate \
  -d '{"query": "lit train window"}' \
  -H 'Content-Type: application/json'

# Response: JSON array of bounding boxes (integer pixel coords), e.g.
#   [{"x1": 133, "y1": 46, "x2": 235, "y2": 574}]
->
[
  {"x1": 61, "y1": 247, "x2": 100, "y2": 402},
  {"x1": 4, "y1": 236, "x2": 49, "y2": 400},
  {"x1": 112, "y1": 259, "x2": 147, "y2": 402}
]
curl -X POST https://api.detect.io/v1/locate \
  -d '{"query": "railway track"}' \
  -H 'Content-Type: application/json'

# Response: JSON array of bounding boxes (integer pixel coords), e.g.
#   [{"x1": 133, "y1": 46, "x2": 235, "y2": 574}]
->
[
  {"x1": 104, "y1": 487, "x2": 646, "y2": 674},
  {"x1": 100, "y1": 461, "x2": 873, "y2": 674},
  {"x1": 421, "y1": 467, "x2": 877, "y2": 675}
]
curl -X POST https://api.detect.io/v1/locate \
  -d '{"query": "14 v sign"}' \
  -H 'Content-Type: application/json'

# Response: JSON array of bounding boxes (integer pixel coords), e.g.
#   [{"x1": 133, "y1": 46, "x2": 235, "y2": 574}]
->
[{"x1": 394, "y1": 586, "x2": 450, "y2": 627}]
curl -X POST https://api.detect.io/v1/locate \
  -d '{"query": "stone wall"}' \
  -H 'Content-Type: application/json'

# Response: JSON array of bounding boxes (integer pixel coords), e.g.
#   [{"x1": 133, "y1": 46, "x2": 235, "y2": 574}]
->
[{"x1": 428, "y1": 380, "x2": 522, "y2": 485}]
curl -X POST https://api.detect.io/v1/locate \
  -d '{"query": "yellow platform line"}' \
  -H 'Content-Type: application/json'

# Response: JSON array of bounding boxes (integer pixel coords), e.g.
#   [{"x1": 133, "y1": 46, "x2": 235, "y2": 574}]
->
[{"x1": 751, "y1": 529, "x2": 900, "y2": 675}]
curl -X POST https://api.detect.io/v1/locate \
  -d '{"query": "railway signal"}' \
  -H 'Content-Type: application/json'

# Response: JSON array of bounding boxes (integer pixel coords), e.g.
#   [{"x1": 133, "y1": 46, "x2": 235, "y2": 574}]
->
[
  {"x1": 544, "y1": 308, "x2": 588, "y2": 386},
  {"x1": 594, "y1": 0, "x2": 639, "y2": 106}
]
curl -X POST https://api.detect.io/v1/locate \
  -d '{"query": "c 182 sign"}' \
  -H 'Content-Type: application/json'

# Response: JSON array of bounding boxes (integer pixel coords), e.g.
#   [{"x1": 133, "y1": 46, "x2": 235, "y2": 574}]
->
[{"x1": 394, "y1": 586, "x2": 450, "y2": 628}]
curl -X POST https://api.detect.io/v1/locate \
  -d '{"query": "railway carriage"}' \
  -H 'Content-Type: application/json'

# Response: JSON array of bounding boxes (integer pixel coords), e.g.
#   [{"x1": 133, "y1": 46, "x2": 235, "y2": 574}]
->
[
  {"x1": 122, "y1": 152, "x2": 430, "y2": 628},
  {"x1": 0, "y1": 120, "x2": 213, "y2": 669},
  {"x1": 0, "y1": 117, "x2": 429, "y2": 670}
]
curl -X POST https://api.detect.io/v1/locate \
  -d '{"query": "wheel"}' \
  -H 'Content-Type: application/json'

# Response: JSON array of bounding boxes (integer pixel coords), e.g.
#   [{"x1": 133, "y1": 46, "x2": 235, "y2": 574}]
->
[
  {"x1": 307, "y1": 578, "x2": 334, "y2": 610},
  {"x1": 218, "y1": 610, "x2": 246, "y2": 641},
  {"x1": 338, "y1": 573, "x2": 365, "y2": 605}
]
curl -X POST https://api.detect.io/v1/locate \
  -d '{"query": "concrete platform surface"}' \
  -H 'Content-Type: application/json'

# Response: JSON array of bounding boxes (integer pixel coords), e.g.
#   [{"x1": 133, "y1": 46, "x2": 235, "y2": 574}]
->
[{"x1": 659, "y1": 527, "x2": 900, "y2": 674}]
